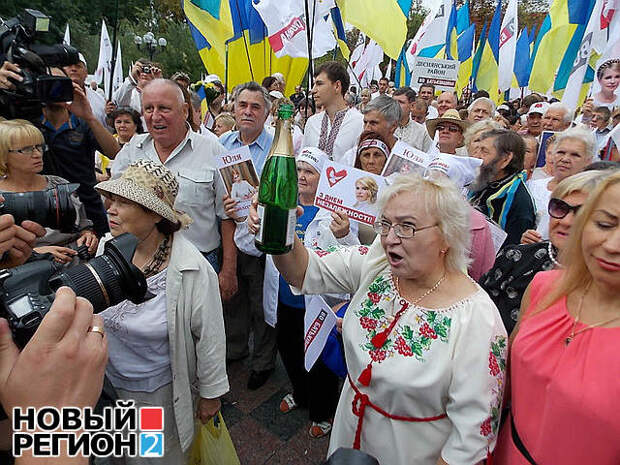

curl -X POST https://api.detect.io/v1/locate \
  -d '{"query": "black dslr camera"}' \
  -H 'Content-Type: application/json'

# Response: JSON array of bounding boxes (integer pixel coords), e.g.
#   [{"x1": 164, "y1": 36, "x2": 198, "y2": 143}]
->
[
  {"x1": 0, "y1": 9, "x2": 78, "y2": 120},
  {"x1": 0, "y1": 183, "x2": 81, "y2": 233},
  {"x1": 0, "y1": 233, "x2": 151, "y2": 348}
]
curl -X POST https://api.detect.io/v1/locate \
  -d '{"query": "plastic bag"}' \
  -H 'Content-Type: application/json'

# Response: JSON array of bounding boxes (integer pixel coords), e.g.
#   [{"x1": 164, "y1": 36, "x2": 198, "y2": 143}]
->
[{"x1": 188, "y1": 412, "x2": 240, "y2": 465}]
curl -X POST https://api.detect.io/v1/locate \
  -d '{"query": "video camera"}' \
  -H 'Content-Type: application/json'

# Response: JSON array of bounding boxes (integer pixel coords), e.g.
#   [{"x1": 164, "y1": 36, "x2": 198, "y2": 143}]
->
[
  {"x1": 0, "y1": 9, "x2": 79, "y2": 120},
  {"x1": 0, "y1": 233, "x2": 152, "y2": 348},
  {"x1": 0, "y1": 183, "x2": 81, "y2": 233}
]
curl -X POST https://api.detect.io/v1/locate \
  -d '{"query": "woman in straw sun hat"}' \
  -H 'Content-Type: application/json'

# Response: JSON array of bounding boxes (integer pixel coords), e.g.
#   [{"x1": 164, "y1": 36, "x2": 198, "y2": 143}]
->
[{"x1": 95, "y1": 159, "x2": 229, "y2": 463}]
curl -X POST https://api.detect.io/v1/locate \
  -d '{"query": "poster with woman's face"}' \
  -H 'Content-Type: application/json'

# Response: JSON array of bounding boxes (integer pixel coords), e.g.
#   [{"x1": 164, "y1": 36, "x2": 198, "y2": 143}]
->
[
  {"x1": 215, "y1": 146, "x2": 259, "y2": 217},
  {"x1": 592, "y1": 57, "x2": 620, "y2": 109}
]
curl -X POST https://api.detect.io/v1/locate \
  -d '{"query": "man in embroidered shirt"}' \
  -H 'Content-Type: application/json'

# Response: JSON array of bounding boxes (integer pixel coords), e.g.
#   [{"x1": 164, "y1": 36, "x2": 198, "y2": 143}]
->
[
  {"x1": 302, "y1": 61, "x2": 364, "y2": 164},
  {"x1": 111, "y1": 79, "x2": 238, "y2": 302},
  {"x1": 393, "y1": 87, "x2": 432, "y2": 152},
  {"x1": 219, "y1": 81, "x2": 278, "y2": 390},
  {"x1": 468, "y1": 129, "x2": 536, "y2": 247}
]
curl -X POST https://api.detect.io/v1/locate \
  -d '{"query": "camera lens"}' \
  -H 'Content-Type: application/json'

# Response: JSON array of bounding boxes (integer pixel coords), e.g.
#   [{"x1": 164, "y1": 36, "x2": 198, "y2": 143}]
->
[
  {"x1": 48, "y1": 233, "x2": 149, "y2": 313},
  {"x1": 0, "y1": 183, "x2": 79, "y2": 232}
]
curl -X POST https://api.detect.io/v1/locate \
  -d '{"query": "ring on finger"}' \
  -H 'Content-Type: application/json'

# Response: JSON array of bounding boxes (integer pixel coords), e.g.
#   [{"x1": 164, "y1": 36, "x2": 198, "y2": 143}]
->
[{"x1": 88, "y1": 326, "x2": 105, "y2": 338}]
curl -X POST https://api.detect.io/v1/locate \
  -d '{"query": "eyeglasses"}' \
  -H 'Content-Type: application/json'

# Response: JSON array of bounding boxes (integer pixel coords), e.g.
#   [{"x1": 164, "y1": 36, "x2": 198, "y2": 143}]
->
[
  {"x1": 373, "y1": 221, "x2": 437, "y2": 239},
  {"x1": 436, "y1": 124, "x2": 461, "y2": 133},
  {"x1": 548, "y1": 198, "x2": 581, "y2": 219},
  {"x1": 8, "y1": 144, "x2": 47, "y2": 155}
]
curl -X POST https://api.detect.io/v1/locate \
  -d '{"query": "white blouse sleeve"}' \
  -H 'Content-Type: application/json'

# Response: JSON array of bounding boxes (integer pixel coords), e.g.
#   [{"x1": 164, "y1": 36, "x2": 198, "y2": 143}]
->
[
  {"x1": 441, "y1": 293, "x2": 508, "y2": 464},
  {"x1": 295, "y1": 241, "x2": 379, "y2": 296}
]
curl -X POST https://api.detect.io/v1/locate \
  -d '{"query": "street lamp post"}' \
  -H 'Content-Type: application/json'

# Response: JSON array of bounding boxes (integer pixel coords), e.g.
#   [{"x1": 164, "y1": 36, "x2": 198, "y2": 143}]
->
[{"x1": 134, "y1": 32, "x2": 167, "y2": 61}]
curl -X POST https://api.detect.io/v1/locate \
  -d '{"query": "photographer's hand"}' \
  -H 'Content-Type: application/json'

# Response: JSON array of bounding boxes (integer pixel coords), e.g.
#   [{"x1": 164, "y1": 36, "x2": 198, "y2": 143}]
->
[
  {"x1": 77, "y1": 230, "x2": 99, "y2": 255},
  {"x1": 0, "y1": 62, "x2": 22, "y2": 90},
  {"x1": 0, "y1": 287, "x2": 107, "y2": 411},
  {"x1": 0, "y1": 287, "x2": 107, "y2": 464},
  {"x1": 34, "y1": 246, "x2": 77, "y2": 264},
  {"x1": 0, "y1": 214, "x2": 45, "y2": 268},
  {"x1": 68, "y1": 83, "x2": 94, "y2": 121}
]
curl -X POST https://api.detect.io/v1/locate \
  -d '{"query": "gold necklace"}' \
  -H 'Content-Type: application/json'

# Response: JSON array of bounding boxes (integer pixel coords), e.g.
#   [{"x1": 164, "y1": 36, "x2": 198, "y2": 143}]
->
[
  {"x1": 565, "y1": 283, "x2": 620, "y2": 345},
  {"x1": 395, "y1": 273, "x2": 446, "y2": 307}
]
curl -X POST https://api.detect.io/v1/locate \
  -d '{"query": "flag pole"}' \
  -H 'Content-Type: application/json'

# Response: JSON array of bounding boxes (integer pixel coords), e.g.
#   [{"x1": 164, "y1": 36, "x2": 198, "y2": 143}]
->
[
  {"x1": 232, "y1": 0, "x2": 254, "y2": 80},
  {"x1": 107, "y1": 0, "x2": 120, "y2": 102},
  {"x1": 225, "y1": 42, "x2": 229, "y2": 103},
  {"x1": 303, "y1": 0, "x2": 316, "y2": 119}
]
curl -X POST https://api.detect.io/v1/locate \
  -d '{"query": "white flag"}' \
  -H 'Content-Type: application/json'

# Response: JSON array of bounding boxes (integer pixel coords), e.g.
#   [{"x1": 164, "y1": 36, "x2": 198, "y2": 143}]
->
[
  {"x1": 406, "y1": 0, "x2": 449, "y2": 69},
  {"x1": 498, "y1": 0, "x2": 518, "y2": 92},
  {"x1": 95, "y1": 20, "x2": 113, "y2": 96},
  {"x1": 350, "y1": 32, "x2": 366, "y2": 66},
  {"x1": 354, "y1": 40, "x2": 384, "y2": 87},
  {"x1": 63, "y1": 23, "x2": 70, "y2": 46},
  {"x1": 385, "y1": 59, "x2": 393, "y2": 81},
  {"x1": 252, "y1": 0, "x2": 336, "y2": 58},
  {"x1": 565, "y1": 0, "x2": 617, "y2": 109},
  {"x1": 112, "y1": 41, "x2": 123, "y2": 93}
]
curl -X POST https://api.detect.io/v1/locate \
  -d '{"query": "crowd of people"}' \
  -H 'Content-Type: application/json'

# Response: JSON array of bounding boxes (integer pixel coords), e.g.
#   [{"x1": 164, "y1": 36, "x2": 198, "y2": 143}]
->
[{"x1": 0, "y1": 50, "x2": 618, "y2": 465}]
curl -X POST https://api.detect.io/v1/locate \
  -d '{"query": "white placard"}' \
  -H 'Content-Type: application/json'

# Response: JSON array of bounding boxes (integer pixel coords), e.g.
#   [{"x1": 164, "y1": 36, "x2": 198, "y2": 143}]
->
[
  {"x1": 486, "y1": 216, "x2": 508, "y2": 254},
  {"x1": 410, "y1": 57, "x2": 460, "y2": 92},
  {"x1": 381, "y1": 140, "x2": 432, "y2": 183},
  {"x1": 215, "y1": 146, "x2": 259, "y2": 218},
  {"x1": 304, "y1": 296, "x2": 337, "y2": 372},
  {"x1": 315, "y1": 160, "x2": 388, "y2": 226}
]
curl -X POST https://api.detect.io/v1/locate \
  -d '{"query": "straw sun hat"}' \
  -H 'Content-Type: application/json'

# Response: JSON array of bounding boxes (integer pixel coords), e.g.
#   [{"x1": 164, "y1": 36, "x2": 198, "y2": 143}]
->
[
  {"x1": 96, "y1": 159, "x2": 192, "y2": 229},
  {"x1": 425, "y1": 109, "x2": 471, "y2": 139}
]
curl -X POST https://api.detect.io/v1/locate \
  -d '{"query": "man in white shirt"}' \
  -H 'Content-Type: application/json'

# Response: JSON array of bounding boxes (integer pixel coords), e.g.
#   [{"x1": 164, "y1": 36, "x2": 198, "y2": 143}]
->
[
  {"x1": 111, "y1": 79, "x2": 238, "y2": 302},
  {"x1": 63, "y1": 53, "x2": 108, "y2": 129},
  {"x1": 542, "y1": 102, "x2": 572, "y2": 132},
  {"x1": 393, "y1": 87, "x2": 432, "y2": 151},
  {"x1": 418, "y1": 83, "x2": 439, "y2": 119},
  {"x1": 302, "y1": 61, "x2": 364, "y2": 164},
  {"x1": 437, "y1": 91, "x2": 458, "y2": 117},
  {"x1": 113, "y1": 59, "x2": 163, "y2": 115}
]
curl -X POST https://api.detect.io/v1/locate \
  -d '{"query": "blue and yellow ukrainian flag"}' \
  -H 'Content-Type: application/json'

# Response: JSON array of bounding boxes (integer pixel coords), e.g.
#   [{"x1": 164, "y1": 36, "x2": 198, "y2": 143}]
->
[
  {"x1": 456, "y1": 0, "x2": 471, "y2": 35},
  {"x1": 471, "y1": 21, "x2": 488, "y2": 91},
  {"x1": 331, "y1": 6, "x2": 350, "y2": 60},
  {"x1": 445, "y1": 0, "x2": 458, "y2": 61},
  {"x1": 455, "y1": 23, "x2": 475, "y2": 96},
  {"x1": 475, "y1": 0, "x2": 502, "y2": 103},
  {"x1": 394, "y1": 45, "x2": 411, "y2": 88},
  {"x1": 336, "y1": 0, "x2": 410, "y2": 59},
  {"x1": 513, "y1": 27, "x2": 531, "y2": 88},
  {"x1": 529, "y1": 0, "x2": 595, "y2": 94},
  {"x1": 184, "y1": 0, "x2": 307, "y2": 96}
]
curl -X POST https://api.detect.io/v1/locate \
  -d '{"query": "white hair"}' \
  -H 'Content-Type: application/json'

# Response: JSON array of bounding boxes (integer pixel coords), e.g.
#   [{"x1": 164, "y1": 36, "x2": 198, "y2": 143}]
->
[
  {"x1": 545, "y1": 102, "x2": 573, "y2": 124},
  {"x1": 377, "y1": 173, "x2": 471, "y2": 273},
  {"x1": 468, "y1": 97, "x2": 496, "y2": 115},
  {"x1": 554, "y1": 126, "x2": 597, "y2": 160}
]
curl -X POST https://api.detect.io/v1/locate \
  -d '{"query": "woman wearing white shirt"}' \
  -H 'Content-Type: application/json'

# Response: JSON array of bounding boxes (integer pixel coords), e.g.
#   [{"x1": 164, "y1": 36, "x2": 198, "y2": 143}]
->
[
  {"x1": 522, "y1": 127, "x2": 596, "y2": 243},
  {"x1": 247, "y1": 172, "x2": 507, "y2": 465},
  {"x1": 95, "y1": 159, "x2": 229, "y2": 463}
]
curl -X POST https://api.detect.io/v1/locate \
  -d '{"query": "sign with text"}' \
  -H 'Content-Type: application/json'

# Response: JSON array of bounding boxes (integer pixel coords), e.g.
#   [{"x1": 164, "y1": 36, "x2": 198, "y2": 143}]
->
[
  {"x1": 381, "y1": 140, "x2": 432, "y2": 183},
  {"x1": 410, "y1": 57, "x2": 460, "y2": 92},
  {"x1": 215, "y1": 146, "x2": 259, "y2": 217},
  {"x1": 315, "y1": 160, "x2": 388, "y2": 226},
  {"x1": 304, "y1": 296, "x2": 337, "y2": 372}
]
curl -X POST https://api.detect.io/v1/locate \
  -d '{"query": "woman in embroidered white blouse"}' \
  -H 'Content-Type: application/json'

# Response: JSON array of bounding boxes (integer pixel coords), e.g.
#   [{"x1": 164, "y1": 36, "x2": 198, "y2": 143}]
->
[{"x1": 249, "y1": 173, "x2": 507, "y2": 465}]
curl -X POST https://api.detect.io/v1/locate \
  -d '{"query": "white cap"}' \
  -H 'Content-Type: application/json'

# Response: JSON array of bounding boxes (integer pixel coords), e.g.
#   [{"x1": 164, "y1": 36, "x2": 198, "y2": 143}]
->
[
  {"x1": 269, "y1": 90, "x2": 284, "y2": 100},
  {"x1": 497, "y1": 104, "x2": 510, "y2": 112},
  {"x1": 528, "y1": 101, "x2": 549, "y2": 116},
  {"x1": 297, "y1": 147, "x2": 326, "y2": 174},
  {"x1": 204, "y1": 74, "x2": 222, "y2": 84},
  {"x1": 425, "y1": 153, "x2": 482, "y2": 189},
  {"x1": 78, "y1": 52, "x2": 87, "y2": 68}
]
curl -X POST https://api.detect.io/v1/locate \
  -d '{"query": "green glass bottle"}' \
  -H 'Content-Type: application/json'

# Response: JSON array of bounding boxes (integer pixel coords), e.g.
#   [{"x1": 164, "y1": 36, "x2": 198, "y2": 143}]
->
[{"x1": 255, "y1": 103, "x2": 298, "y2": 254}]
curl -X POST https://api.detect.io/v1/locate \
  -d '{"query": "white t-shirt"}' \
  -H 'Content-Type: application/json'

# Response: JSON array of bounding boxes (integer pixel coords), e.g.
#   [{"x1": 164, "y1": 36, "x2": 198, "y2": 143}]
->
[
  {"x1": 529, "y1": 177, "x2": 552, "y2": 239},
  {"x1": 302, "y1": 109, "x2": 364, "y2": 164}
]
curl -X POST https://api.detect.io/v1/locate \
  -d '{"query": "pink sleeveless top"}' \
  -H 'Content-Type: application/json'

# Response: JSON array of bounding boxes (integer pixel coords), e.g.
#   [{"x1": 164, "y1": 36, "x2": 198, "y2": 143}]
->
[{"x1": 494, "y1": 270, "x2": 620, "y2": 464}]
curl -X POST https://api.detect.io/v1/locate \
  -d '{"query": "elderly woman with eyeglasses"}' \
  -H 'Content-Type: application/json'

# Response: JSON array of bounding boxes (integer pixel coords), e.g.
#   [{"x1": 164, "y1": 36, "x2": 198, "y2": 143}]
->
[
  {"x1": 248, "y1": 173, "x2": 507, "y2": 465},
  {"x1": 480, "y1": 170, "x2": 604, "y2": 334}
]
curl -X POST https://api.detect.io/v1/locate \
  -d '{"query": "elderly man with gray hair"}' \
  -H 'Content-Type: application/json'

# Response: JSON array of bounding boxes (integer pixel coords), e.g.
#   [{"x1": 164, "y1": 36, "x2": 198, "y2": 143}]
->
[
  {"x1": 468, "y1": 97, "x2": 496, "y2": 122},
  {"x1": 341, "y1": 94, "x2": 402, "y2": 165},
  {"x1": 542, "y1": 102, "x2": 573, "y2": 131}
]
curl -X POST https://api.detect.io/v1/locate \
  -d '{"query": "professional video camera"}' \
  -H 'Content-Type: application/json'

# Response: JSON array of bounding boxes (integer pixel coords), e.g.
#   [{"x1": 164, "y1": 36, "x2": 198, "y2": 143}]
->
[
  {"x1": 0, "y1": 9, "x2": 79, "y2": 120},
  {"x1": 0, "y1": 183, "x2": 81, "y2": 233},
  {"x1": 0, "y1": 233, "x2": 151, "y2": 348}
]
